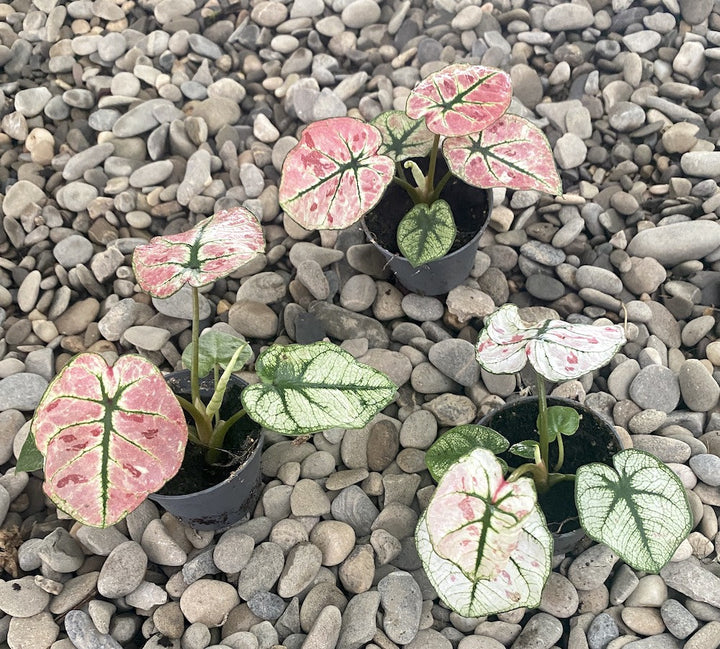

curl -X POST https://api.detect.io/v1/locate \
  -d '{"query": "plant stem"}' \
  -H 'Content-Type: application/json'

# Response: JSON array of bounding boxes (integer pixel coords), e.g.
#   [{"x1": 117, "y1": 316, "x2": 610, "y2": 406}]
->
[
  {"x1": 191, "y1": 286, "x2": 200, "y2": 409},
  {"x1": 430, "y1": 170, "x2": 453, "y2": 202},
  {"x1": 507, "y1": 461, "x2": 548, "y2": 487},
  {"x1": 392, "y1": 174, "x2": 423, "y2": 203},
  {"x1": 536, "y1": 373, "x2": 550, "y2": 471},
  {"x1": 426, "y1": 134, "x2": 440, "y2": 197},
  {"x1": 205, "y1": 408, "x2": 248, "y2": 465},
  {"x1": 176, "y1": 394, "x2": 213, "y2": 447},
  {"x1": 553, "y1": 430, "x2": 565, "y2": 473}
]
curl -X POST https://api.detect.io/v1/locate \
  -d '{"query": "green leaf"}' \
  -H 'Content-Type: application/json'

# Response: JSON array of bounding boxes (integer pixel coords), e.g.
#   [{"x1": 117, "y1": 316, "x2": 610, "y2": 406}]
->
[
  {"x1": 576, "y1": 449, "x2": 693, "y2": 573},
  {"x1": 16, "y1": 430, "x2": 44, "y2": 472},
  {"x1": 242, "y1": 341, "x2": 397, "y2": 436},
  {"x1": 371, "y1": 110, "x2": 435, "y2": 161},
  {"x1": 509, "y1": 440, "x2": 539, "y2": 460},
  {"x1": 543, "y1": 406, "x2": 580, "y2": 442},
  {"x1": 182, "y1": 331, "x2": 252, "y2": 378},
  {"x1": 397, "y1": 200, "x2": 456, "y2": 267},
  {"x1": 425, "y1": 425, "x2": 509, "y2": 481}
]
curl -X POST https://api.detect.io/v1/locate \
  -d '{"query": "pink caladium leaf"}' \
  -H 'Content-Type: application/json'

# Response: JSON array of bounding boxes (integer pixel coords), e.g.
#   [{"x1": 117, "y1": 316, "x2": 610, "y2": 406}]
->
[
  {"x1": 278, "y1": 118, "x2": 396, "y2": 230},
  {"x1": 416, "y1": 448, "x2": 552, "y2": 617},
  {"x1": 443, "y1": 114, "x2": 562, "y2": 195},
  {"x1": 32, "y1": 354, "x2": 187, "y2": 528},
  {"x1": 476, "y1": 304, "x2": 626, "y2": 382},
  {"x1": 406, "y1": 64, "x2": 512, "y2": 137},
  {"x1": 371, "y1": 111, "x2": 435, "y2": 161},
  {"x1": 132, "y1": 207, "x2": 265, "y2": 299}
]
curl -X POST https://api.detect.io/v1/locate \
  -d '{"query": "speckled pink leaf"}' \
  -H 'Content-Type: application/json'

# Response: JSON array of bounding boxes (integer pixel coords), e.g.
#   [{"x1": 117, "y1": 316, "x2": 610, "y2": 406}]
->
[
  {"x1": 424, "y1": 448, "x2": 537, "y2": 581},
  {"x1": 132, "y1": 207, "x2": 265, "y2": 298},
  {"x1": 406, "y1": 64, "x2": 512, "y2": 137},
  {"x1": 443, "y1": 114, "x2": 562, "y2": 194},
  {"x1": 476, "y1": 305, "x2": 626, "y2": 381},
  {"x1": 278, "y1": 118, "x2": 395, "y2": 230},
  {"x1": 32, "y1": 354, "x2": 187, "y2": 528}
]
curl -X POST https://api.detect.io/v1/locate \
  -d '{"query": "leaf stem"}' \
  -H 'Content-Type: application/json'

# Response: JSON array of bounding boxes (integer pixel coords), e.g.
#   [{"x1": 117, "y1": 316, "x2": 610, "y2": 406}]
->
[
  {"x1": 536, "y1": 373, "x2": 550, "y2": 470},
  {"x1": 507, "y1": 461, "x2": 548, "y2": 488},
  {"x1": 553, "y1": 430, "x2": 565, "y2": 473},
  {"x1": 426, "y1": 134, "x2": 440, "y2": 196},
  {"x1": 191, "y1": 287, "x2": 200, "y2": 409}
]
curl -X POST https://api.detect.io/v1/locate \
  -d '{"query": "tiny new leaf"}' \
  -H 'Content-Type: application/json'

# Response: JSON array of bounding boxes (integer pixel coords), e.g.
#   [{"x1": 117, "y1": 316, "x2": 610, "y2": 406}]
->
[
  {"x1": 576, "y1": 449, "x2": 693, "y2": 573},
  {"x1": 278, "y1": 118, "x2": 395, "y2": 230},
  {"x1": 543, "y1": 406, "x2": 580, "y2": 442},
  {"x1": 425, "y1": 425, "x2": 509, "y2": 481},
  {"x1": 443, "y1": 114, "x2": 562, "y2": 195},
  {"x1": 241, "y1": 341, "x2": 397, "y2": 435},
  {"x1": 406, "y1": 64, "x2": 513, "y2": 137},
  {"x1": 16, "y1": 430, "x2": 44, "y2": 473},
  {"x1": 182, "y1": 330, "x2": 252, "y2": 378},
  {"x1": 32, "y1": 354, "x2": 187, "y2": 528},
  {"x1": 509, "y1": 440, "x2": 539, "y2": 460},
  {"x1": 132, "y1": 207, "x2": 265, "y2": 299},
  {"x1": 371, "y1": 111, "x2": 435, "y2": 161},
  {"x1": 397, "y1": 200, "x2": 456, "y2": 267},
  {"x1": 417, "y1": 448, "x2": 551, "y2": 617}
]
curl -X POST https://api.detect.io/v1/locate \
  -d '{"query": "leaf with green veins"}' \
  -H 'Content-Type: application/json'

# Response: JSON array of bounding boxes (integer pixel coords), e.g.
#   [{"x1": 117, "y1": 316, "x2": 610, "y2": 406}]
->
[
  {"x1": 425, "y1": 425, "x2": 509, "y2": 481},
  {"x1": 241, "y1": 341, "x2": 397, "y2": 436},
  {"x1": 576, "y1": 449, "x2": 693, "y2": 573},
  {"x1": 397, "y1": 200, "x2": 456, "y2": 267},
  {"x1": 543, "y1": 406, "x2": 580, "y2": 442},
  {"x1": 509, "y1": 440, "x2": 539, "y2": 460},
  {"x1": 182, "y1": 330, "x2": 252, "y2": 378},
  {"x1": 371, "y1": 111, "x2": 435, "y2": 161},
  {"x1": 16, "y1": 431, "x2": 44, "y2": 472}
]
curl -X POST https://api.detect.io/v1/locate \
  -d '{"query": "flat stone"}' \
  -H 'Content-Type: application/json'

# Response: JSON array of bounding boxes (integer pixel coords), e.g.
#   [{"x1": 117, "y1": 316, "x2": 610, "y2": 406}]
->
[
  {"x1": 236, "y1": 542, "x2": 285, "y2": 600},
  {"x1": 627, "y1": 222, "x2": 720, "y2": 267},
  {"x1": 0, "y1": 373, "x2": 48, "y2": 411},
  {"x1": 179, "y1": 579, "x2": 240, "y2": 627},
  {"x1": 511, "y1": 613, "x2": 563, "y2": 649},
  {"x1": 629, "y1": 365, "x2": 680, "y2": 413},
  {"x1": 679, "y1": 360, "x2": 720, "y2": 412},
  {"x1": 377, "y1": 571, "x2": 422, "y2": 644},
  {"x1": 63, "y1": 610, "x2": 123, "y2": 649},
  {"x1": 660, "y1": 599, "x2": 698, "y2": 640},
  {"x1": 277, "y1": 542, "x2": 323, "y2": 598},
  {"x1": 543, "y1": 4, "x2": 594, "y2": 30},
  {"x1": 568, "y1": 544, "x2": 619, "y2": 591},
  {"x1": 3, "y1": 180, "x2": 46, "y2": 218},
  {"x1": 337, "y1": 590, "x2": 381, "y2": 649},
  {"x1": 661, "y1": 558, "x2": 720, "y2": 609},
  {"x1": 97, "y1": 540, "x2": 147, "y2": 598},
  {"x1": 0, "y1": 576, "x2": 50, "y2": 617}
]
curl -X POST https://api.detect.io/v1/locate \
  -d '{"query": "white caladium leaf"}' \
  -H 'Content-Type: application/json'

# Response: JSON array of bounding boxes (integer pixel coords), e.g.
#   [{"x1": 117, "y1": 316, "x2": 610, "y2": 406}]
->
[
  {"x1": 476, "y1": 305, "x2": 626, "y2": 382},
  {"x1": 182, "y1": 330, "x2": 252, "y2": 378},
  {"x1": 371, "y1": 110, "x2": 435, "y2": 161},
  {"x1": 417, "y1": 449, "x2": 552, "y2": 617},
  {"x1": 278, "y1": 118, "x2": 395, "y2": 230},
  {"x1": 443, "y1": 114, "x2": 562, "y2": 195},
  {"x1": 32, "y1": 354, "x2": 187, "y2": 528},
  {"x1": 576, "y1": 449, "x2": 693, "y2": 573},
  {"x1": 241, "y1": 341, "x2": 396, "y2": 435},
  {"x1": 397, "y1": 200, "x2": 456, "y2": 267},
  {"x1": 406, "y1": 64, "x2": 512, "y2": 137},
  {"x1": 132, "y1": 207, "x2": 265, "y2": 299}
]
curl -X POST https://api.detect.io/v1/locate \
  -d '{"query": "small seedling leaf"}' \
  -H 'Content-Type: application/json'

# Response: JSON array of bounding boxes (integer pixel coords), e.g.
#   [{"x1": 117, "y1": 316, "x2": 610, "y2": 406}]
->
[
  {"x1": 182, "y1": 331, "x2": 252, "y2": 378},
  {"x1": 509, "y1": 440, "x2": 539, "y2": 460},
  {"x1": 425, "y1": 425, "x2": 509, "y2": 481},
  {"x1": 241, "y1": 341, "x2": 396, "y2": 435},
  {"x1": 397, "y1": 200, "x2": 456, "y2": 267},
  {"x1": 576, "y1": 449, "x2": 693, "y2": 573},
  {"x1": 543, "y1": 406, "x2": 580, "y2": 442}
]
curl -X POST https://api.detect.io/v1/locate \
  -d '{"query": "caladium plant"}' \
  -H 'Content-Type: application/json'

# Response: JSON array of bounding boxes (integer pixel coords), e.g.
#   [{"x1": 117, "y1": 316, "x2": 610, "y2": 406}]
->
[
  {"x1": 417, "y1": 304, "x2": 692, "y2": 617},
  {"x1": 19, "y1": 207, "x2": 397, "y2": 528},
  {"x1": 279, "y1": 63, "x2": 562, "y2": 268}
]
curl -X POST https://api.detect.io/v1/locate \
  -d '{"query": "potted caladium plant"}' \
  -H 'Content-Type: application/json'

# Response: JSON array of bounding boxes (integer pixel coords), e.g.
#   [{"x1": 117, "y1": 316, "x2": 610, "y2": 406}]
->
[
  {"x1": 18, "y1": 208, "x2": 397, "y2": 530},
  {"x1": 416, "y1": 304, "x2": 693, "y2": 617},
  {"x1": 278, "y1": 63, "x2": 562, "y2": 295}
]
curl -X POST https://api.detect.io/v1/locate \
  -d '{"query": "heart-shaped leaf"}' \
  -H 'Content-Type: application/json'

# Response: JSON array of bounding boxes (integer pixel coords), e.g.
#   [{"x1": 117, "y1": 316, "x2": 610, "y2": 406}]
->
[
  {"x1": 132, "y1": 207, "x2": 265, "y2": 299},
  {"x1": 278, "y1": 118, "x2": 395, "y2": 230},
  {"x1": 16, "y1": 430, "x2": 43, "y2": 473},
  {"x1": 416, "y1": 448, "x2": 551, "y2": 617},
  {"x1": 397, "y1": 200, "x2": 456, "y2": 267},
  {"x1": 476, "y1": 305, "x2": 626, "y2": 382},
  {"x1": 182, "y1": 331, "x2": 252, "y2": 378},
  {"x1": 32, "y1": 354, "x2": 187, "y2": 528},
  {"x1": 241, "y1": 341, "x2": 396, "y2": 435},
  {"x1": 509, "y1": 440, "x2": 539, "y2": 460},
  {"x1": 371, "y1": 111, "x2": 435, "y2": 161},
  {"x1": 425, "y1": 425, "x2": 509, "y2": 481},
  {"x1": 406, "y1": 64, "x2": 512, "y2": 137},
  {"x1": 543, "y1": 406, "x2": 580, "y2": 442},
  {"x1": 443, "y1": 114, "x2": 562, "y2": 195},
  {"x1": 576, "y1": 449, "x2": 693, "y2": 573}
]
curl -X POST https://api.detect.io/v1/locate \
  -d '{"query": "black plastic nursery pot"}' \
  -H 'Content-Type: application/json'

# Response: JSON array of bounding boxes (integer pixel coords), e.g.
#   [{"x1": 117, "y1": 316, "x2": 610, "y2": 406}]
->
[
  {"x1": 479, "y1": 396, "x2": 625, "y2": 555},
  {"x1": 150, "y1": 371, "x2": 264, "y2": 531},
  {"x1": 362, "y1": 156, "x2": 492, "y2": 296}
]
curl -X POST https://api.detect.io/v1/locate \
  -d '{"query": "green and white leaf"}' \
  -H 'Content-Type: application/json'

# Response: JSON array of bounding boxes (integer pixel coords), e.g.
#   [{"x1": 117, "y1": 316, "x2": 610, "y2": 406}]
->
[
  {"x1": 242, "y1": 341, "x2": 397, "y2": 436},
  {"x1": 425, "y1": 425, "x2": 509, "y2": 481},
  {"x1": 543, "y1": 406, "x2": 580, "y2": 442},
  {"x1": 509, "y1": 440, "x2": 539, "y2": 460},
  {"x1": 371, "y1": 111, "x2": 435, "y2": 161},
  {"x1": 397, "y1": 200, "x2": 456, "y2": 267},
  {"x1": 576, "y1": 449, "x2": 693, "y2": 573},
  {"x1": 416, "y1": 505, "x2": 552, "y2": 617},
  {"x1": 16, "y1": 430, "x2": 44, "y2": 472},
  {"x1": 182, "y1": 330, "x2": 252, "y2": 378}
]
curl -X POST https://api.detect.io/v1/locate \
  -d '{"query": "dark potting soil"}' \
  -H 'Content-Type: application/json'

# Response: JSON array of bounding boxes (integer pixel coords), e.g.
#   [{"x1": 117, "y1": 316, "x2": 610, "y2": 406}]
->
[
  {"x1": 364, "y1": 155, "x2": 490, "y2": 256},
  {"x1": 482, "y1": 397, "x2": 623, "y2": 535},
  {"x1": 159, "y1": 371, "x2": 261, "y2": 496}
]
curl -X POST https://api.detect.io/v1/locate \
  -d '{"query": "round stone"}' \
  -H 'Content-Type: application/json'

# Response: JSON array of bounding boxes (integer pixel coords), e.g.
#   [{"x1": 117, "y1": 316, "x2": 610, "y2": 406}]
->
[
  {"x1": 180, "y1": 579, "x2": 240, "y2": 627},
  {"x1": 628, "y1": 365, "x2": 680, "y2": 413},
  {"x1": 678, "y1": 359, "x2": 720, "y2": 412},
  {"x1": 53, "y1": 235, "x2": 94, "y2": 267}
]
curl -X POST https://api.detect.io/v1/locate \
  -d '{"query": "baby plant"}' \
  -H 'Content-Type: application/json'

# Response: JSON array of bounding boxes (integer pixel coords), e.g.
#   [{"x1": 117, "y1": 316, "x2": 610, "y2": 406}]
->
[
  {"x1": 18, "y1": 208, "x2": 396, "y2": 528},
  {"x1": 278, "y1": 63, "x2": 562, "y2": 268},
  {"x1": 416, "y1": 304, "x2": 692, "y2": 617}
]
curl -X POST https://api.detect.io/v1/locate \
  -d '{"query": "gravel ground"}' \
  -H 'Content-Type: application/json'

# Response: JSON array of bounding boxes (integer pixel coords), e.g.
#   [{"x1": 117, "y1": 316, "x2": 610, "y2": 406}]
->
[{"x1": 2, "y1": 0, "x2": 720, "y2": 648}]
